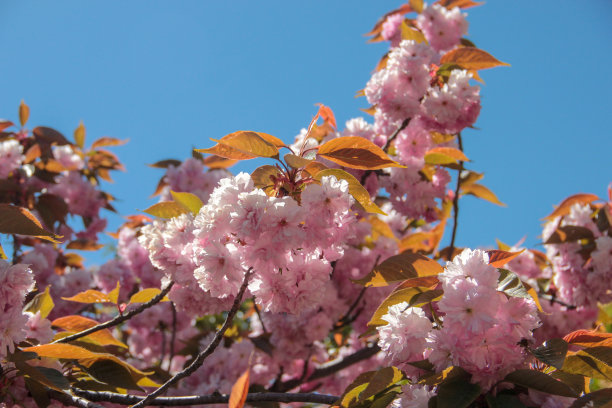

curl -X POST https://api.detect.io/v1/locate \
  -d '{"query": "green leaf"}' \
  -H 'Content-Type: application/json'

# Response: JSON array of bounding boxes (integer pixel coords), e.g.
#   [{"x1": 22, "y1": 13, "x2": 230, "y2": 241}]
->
[
  {"x1": 436, "y1": 377, "x2": 481, "y2": 408},
  {"x1": 497, "y1": 269, "x2": 530, "y2": 299},
  {"x1": 314, "y1": 168, "x2": 386, "y2": 215},
  {"x1": 170, "y1": 191, "x2": 204, "y2": 215},
  {"x1": 562, "y1": 352, "x2": 612, "y2": 381},
  {"x1": 359, "y1": 367, "x2": 404, "y2": 402},
  {"x1": 354, "y1": 252, "x2": 443, "y2": 287},
  {"x1": 142, "y1": 201, "x2": 190, "y2": 219},
  {"x1": 504, "y1": 369, "x2": 577, "y2": 398},
  {"x1": 531, "y1": 339, "x2": 568, "y2": 370},
  {"x1": 15, "y1": 361, "x2": 70, "y2": 391},
  {"x1": 339, "y1": 371, "x2": 376, "y2": 408},
  {"x1": 24, "y1": 286, "x2": 55, "y2": 319}
]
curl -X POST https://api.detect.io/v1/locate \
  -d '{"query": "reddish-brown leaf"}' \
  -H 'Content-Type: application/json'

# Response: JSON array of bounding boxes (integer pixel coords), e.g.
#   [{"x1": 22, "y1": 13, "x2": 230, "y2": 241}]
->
[
  {"x1": 52, "y1": 316, "x2": 127, "y2": 348},
  {"x1": 315, "y1": 104, "x2": 337, "y2": 129},
  {"x1": 0, "y1": 120, "x2": 14, "y2": 132},
  {"x1": 229, "y1": 369, "x2": 250, "y2": 408},
  {"x1": 202, "y1": 155, "x2": 238, "y2": 169},
  {"x1": 148, "y1": 159, "x2": 182, "y2": 169},
  {"x1": 564, "y1": 330, "x2": 612, "y2": 348},
  {"x1": 0, "y1": 204, "x2": 59, "y2": 242},
  {"x1": 354, "y1": 252, "x2": 443, "y2": 287},
  {"x1": 317, "y1": 136, "x2": 404, "y2": 170},
  {"x1": 66, "y1": 240, "x2": 104, "y2": 251},
  {"x1": 544, "y1": 226, "x2": 594, "y2": 245},
  {"x1": 486, "y1": 249, "x2": 525, "y2": 268},
  {"x1": 440, "y1": 47, "x2": 509, "y2": 70},
  {"x1": 544, "y1": 193, "x2": 600, "y2": 221}
]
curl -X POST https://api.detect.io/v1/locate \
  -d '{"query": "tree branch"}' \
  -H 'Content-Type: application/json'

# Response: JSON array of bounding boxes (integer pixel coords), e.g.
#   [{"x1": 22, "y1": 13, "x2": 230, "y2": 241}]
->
[
  {"x1": 48, "y1": 390, "x2": 106, "y2": 408},
  {"x1": 53, "y1": 281, "x2": 175, "y2": 344},
  {"x1": 130, "y1": 269, "x2": 253, "y2": 408},
  {"x1": 72, "y1": 389, "x2": 339, "y2": 406},
  {"x1": 275, "y1": 343, "x2": 381, "y2": 392},
  {"x1": 539, "y1": 293, "x2": 577, "y2": 310},
  {"x1": 360, "y1": 118, "x2": 411, "y2": 185},
  {"x1": 448, "y1": 133, "x2": 464, "y2": 258}
]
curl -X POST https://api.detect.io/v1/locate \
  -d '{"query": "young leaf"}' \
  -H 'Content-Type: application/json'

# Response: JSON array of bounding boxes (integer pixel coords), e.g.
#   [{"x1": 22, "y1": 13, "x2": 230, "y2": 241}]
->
[
  {"x1": 486, "y1": 249, "x2": 524, "y2": 268},
  {"x1": 400, "y1": 21, "x2": 427, "y2": 44},
  {"x1": 424, "y1": 147, "x2": 469, "y2": 165},
  {"x1": 81, "y1": 358, "x2": 143, "y2": 391},
  {"x1": 74, "y1": 121, "x2": 86, "y2": 148},
  {"x1": 210, "y1": 131, "x2": 280, "y2": 159},
  {"x1": 368, "y1": 286, "x2": 440, "y2": 327},
  {"x1": 544, "y1": 193, "x2": 599, "y2": 221},
  {"x1": 24, "y1": 286, "x2": 55, "y2": 319},
  {"x1": 544, "y1": 226, "x2": 594, "y2": 244},
  {"x1": 0, "y1": 204, "x2": 60, "y2": 242},
  {"x1": 22, "y1": 343, "x2": 101, "y2": 360},
  {"x1": 564, "y1": 330, "x2": 612, "y2": 348},
  {"x1": 0, "y1": 120, "x2": 14, "y2": 132},
  {"x1": 202, "y1": 154, "x2": 238, "y2": 169},
  {"x1": 436, "y1": 0, "x2": 483, "y2": 9},
  {"x1": 62, "y1": 289, "x2": 112, "y2": 304},
  {"x1": 504, "y1": 369, "x2": 578, "y2": 398},
  {"x1": 497, "y1": 269, "x2": 530, "y2": 299},
  {"x1": 91, "y1": 137, "x2": 128, "y2": 149},
  {"x1": 129, "y1": 288, "x2": 170, "y2": 304},
  {"x1": 51, "y1": 315, "x2": 127, "y2": 348},
  {"x1": 303, "y1": 161, "x2": 329, "y2": 176},
  {"x1": 19, "y1": 100, "x2": 30, "y2": 127},
  {"x1": 562, "y1": 351, "x2": 612, "y2": 381},
  {"x1": 409, "y1": 0, "x2": 424, "y2": 13},
  {"x1": 108, "y1": 281, "x2": 120, "y2": 304},
  {"x1": 0, "y1": 244, "x2": 6, "y2": 260},
  {"x1": 229, "y1": 368, "x2": 250, "y2": 408},
  {"x1": 195, "y1": 142, "x2": 256, "y2": 160},
  {"x1": 284, "y1": 153, "x2": 313, "y2": 169},
  {"x1": 315, "y1": 103, "x2": 337, "y2": 129},
  {"x1": 142, "y1": 201, "x2": 190, "y2": 219},
  {"x1": 148, "y1": 159, "x2": 182, "y2": 168},
  {"x1": 530, "y1": 339, "x2": 569, "y2": 370},
  {"x1": 461, "y1": 183, "x2": 506, "y2": 206},
  {"x1": 354, "y1": 252, "x2": 443, "y2": 287},
  {"x1": 314, "y1": 168, "x2": 386, "y2": 215},
  {"x1": 317, "y1": 136, "x2": 404, "y2": 170},
  {"x1": 170, "y1": 191, "x2": 204, "y2": 215},
  {"x1": 251, "y1": 165, "x2": 281, "y2": 196},
  {"x1": 440, "y1": 47, "x2": 509, "y2": 70}
]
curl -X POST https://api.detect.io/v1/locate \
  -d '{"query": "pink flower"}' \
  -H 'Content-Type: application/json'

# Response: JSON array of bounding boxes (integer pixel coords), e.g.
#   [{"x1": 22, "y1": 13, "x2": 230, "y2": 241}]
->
[
  {"x1": 416, "y1": 4, "x2": 468, "y2": 52},
  {"x1": 0, "y1": 139, "x2": 24, "y2": 178}
]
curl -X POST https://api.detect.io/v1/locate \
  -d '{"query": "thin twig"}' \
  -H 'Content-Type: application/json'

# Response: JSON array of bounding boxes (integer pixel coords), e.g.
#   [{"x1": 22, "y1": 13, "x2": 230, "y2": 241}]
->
[
  {"x1": 72, "y1": 389, "x2": 339, "y2": 406},
  {"x1": 539, "y1": 293, "x2": 577, "y2": 310},
  {"x1": 275, "y1": 343, "x2": 380, "y2": 392},
  {"x1": 53, "y1": 281, "x2": 175, "y2": 344},
  {"x1": 48, "y1": 390, "x2": 106, "y2": 408},
  {"x1": 169, "y1": 301, "x2": 177, "y2": 370},
  {"x1": 448, "y1": 133, "x2": 464, "y2": 258},
  {"x1": 130, "y1": 269, "x2": 253, "y2": 408},
  {"x1": 382, "y1": 117, "x2": 411, "y2": 152}
]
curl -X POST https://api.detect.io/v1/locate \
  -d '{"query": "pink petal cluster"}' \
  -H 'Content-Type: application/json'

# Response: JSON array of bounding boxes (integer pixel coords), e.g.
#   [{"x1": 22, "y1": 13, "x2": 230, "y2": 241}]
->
[
  {"x1": 0, "y1": 261, "x2": 34, "y2": 357},
  {"x1": 161, "y1": 158, "x2": 229, "y2": 203},
  {"x1": 48, "y1": 171, "x2": 106, "y2": 218},
  {"x1": 415, "y1": 3, "x2": 468, "y2": 52},
  {"x1": 52, "y1": 145, "x2": 84, "y2": 170},
  {"x1": 0, "y1": 139, "x2": 24, "y2": 178},
  {"x1": 431, "y1": 249, "x2": 540, "y2": 390},
  {"x1": 381, "y1": 13, "x2": 404, "y2": 48}
]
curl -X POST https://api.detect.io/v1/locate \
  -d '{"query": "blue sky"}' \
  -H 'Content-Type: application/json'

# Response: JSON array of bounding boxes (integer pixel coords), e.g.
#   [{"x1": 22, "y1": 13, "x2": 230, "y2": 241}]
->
[{"x1": 1, "y1": 1, "x2": 611, "y2": 258}]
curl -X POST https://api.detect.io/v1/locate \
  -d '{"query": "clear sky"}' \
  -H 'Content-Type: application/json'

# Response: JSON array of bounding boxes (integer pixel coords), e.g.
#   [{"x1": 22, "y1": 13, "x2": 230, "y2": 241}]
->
[{"x1": 1, "y1": 1, "x2": 611, "y2": 258}]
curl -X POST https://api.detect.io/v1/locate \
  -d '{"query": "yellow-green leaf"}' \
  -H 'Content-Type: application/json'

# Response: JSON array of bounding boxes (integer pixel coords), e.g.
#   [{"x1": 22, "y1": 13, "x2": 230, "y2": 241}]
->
[
  {"x1": 317, "y1": 136, "x2": 404, "y2": 170},
  {"x1": 424, "y1": 147, "x2": 469, "y2": 165},
  {"x1": 368, "y1": 287, "x2": 442, "y2": 327},
  {"x1": 440, "y1": 47, "x2": 510, "y2": 70},
  {"x1": 74, "y1": 121, "x2": 86, "y2": 149},
  {"x1": 142, "y1": 201, "x2": 190, "y2": 219},
  {"x1": 400, "y1": 21, "x2": 427, "y2": 43},
  {"x1": 19, "y1": 100, "x2": 30, "y2": 127},
  {"x1": 108, "y1": 281, "x2": 120, "y2": 304},
  {"x1": 170, "y1": 191, "x2": 204, "y2": 215},
  {"x1": 24, "y1": 286, "x2": 54, "y2": 319},
  {"x1": 354, "y1": 252, "x2": 443, "y2": 287},
  {"x1": 314, "y1": 169, "x2": 385, "y2": 215},
  {"x1": 461, "y1": 183, "x2": 506, "y2": 206},
  {"x1": 0, "y1": 243, "x2": 6, "y2": 260},
  {"x1": 129, "y1": 288, "x2": 169, "y2": 304}
]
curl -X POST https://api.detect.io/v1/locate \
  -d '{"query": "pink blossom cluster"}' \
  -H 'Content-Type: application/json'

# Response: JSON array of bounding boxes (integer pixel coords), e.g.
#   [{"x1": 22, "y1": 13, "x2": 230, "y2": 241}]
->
[
  {"x1": 376, "y1": 249, "x2": 540, "y2": 390},
  {"x1": 141, "y1": 172, "x2": 357, "y2": 315},
  {"x1": 415, "y1": 4, "x2": 468, "y2": 53},
  {"x1": 48, "y1": 171, "x2": 106, "y2": 219},
  {"x1": 0, "y1": 261, "x2": 34, "y2": 358},
  {"x1": 544, "y1": 203, "x2": 612, "y2": 308},
  {"x1": 0, "y1": 139, "x2": 24, "y2": 178},
  {"x1": 160, "y1": 158, "x2": 229, "y2": 203},
  {"x1": 52, "y1": 145, "x2": 84, "y2": 171}
]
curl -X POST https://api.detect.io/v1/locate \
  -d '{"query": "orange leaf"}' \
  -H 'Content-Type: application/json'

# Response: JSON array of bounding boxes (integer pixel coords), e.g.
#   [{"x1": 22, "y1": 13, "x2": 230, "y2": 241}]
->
[
  {"x1": 354, "y1": 252, "x2": 443, "y2": 287},
  {"x1": 317, "y1": 136, "x2": 404, "y2": 170},
  {"x1": 461, "y1": 183, "x2": 506, "y2": 206},
  {"x1": 435, "y1": 0, "x2": 483, "y2": 9},
  {"x1": 486, "y1": 249, "x2": 524, "y2": 268},
  {"x1": 62, "y1": 290, "x2": 112, "y2": 304},
  {"x1": 315, "y1": 104, "x2": 337, "y2": 129},
  {"x1": 51, "y1": 316, "x2": 127, "y2": 348},
  {"x1": 544, "y1": 193, "x2": 599, "y2": 221},
  {"x1": 210, "y1": 131, "x2": 280, "y2": 159},
  {"x1": 410, "y1": 0, "x2": 424, "y2": 13},
  {"x1": 302, "y1": 161, "x2": 328, "y2": 177},
  {"x1": 315, "y1": 169, "x2": 386, "y2": 215},
  {"x1": 23, "y1": 344, "x2": 101, "y2": 360},
  {"x1": 400, "y1": 21, "x2": 427, "y2": 44},
  {"x1": 91, "y1": 137, "x2": 128, "y2": 149},
  {"x1": 202, "y1": 155, "x2": 238, "y2": 169},
  {"x1": 229, "y1": 369, "x2": 250, "y2": 408},
  {"x1": 0, "y1": 120, "x2": 14, "y2": 132},
  {"x1": 424, "y1": 146, "x2": 469, "y2": 165},
  {"x1": 0, "y1": 204, "x2": 60, "y2": 242},
  {"x1": 19, "y1": 100, "x2": 30, "y2": 127},
  {"x1": 66, "y1": 239, "x2": 104, "y2": 251},
  {"x1": 564, "y1": 330, "x2": 612, "y2": 348},
  {"x1": 440, "y1": 47, "x2": 509, "y2": 70},
  {"x1": 74, "y1": 121, "x2": 86, "y2": 149}
]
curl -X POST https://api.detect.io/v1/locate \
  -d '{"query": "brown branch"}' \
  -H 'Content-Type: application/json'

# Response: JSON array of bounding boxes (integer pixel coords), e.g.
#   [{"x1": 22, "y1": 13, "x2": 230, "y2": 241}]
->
[
  {"x1": 539, "y1": 293, "x2": 577, "y2": 310},
  {"x1": 72, "y1": 389, "x2": 339, "y2": 406},
  {"x1": 48, "y1": 390, "x2": 106, "y2": 408},
  {"x1": 448, "y1": 133, "x2": 464, "y2": 258},
  {"x1": 130, "y1": 269, "x2": 253, "y2": 408},
  {"x1": 53, "y1": 281, "x2": 175, "y2": 344},
  {"x1": 275, "y1": 343, "x2": 380, "y2": 392}
]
